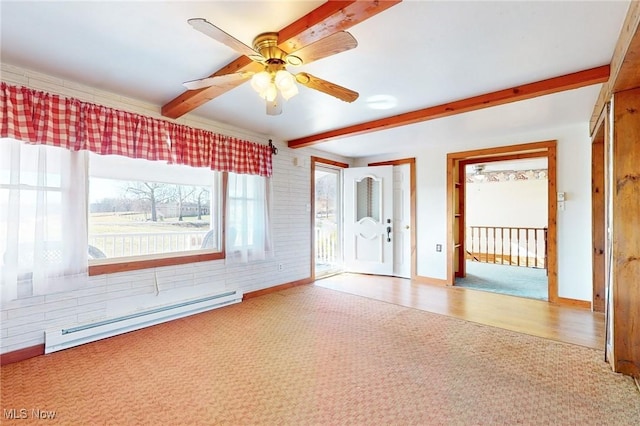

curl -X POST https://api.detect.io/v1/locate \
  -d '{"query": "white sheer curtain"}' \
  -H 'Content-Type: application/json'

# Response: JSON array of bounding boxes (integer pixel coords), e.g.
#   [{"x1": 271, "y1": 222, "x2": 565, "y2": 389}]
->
[
  {"x1": 225, "y1": 172, "x2": 273, "y2": 264},
  {"x1": 0, "y1": 138, "x2": 88, "y2": 300}
]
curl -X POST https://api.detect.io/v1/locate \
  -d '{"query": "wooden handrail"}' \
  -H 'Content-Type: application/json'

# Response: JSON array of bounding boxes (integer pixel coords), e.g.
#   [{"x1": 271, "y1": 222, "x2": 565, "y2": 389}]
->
[{"x1": 466, "y1": 226, "x2": 547, "y2": 269}]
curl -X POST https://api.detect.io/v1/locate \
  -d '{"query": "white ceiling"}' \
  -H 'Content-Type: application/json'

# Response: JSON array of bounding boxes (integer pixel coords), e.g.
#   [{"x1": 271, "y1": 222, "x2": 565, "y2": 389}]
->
[
  {"x1": 0, "y1": 1, "x2": 630, "y2": 158},
  {"x1": 465, "y1": 158, "x2": 548, "y2": 173}
]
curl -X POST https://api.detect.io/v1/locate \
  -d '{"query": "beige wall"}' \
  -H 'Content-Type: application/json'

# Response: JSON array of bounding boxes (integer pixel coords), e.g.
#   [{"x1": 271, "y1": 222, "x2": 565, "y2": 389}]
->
[{"x1": 466, "y1": 179, "x2": 548, "y2": 228}]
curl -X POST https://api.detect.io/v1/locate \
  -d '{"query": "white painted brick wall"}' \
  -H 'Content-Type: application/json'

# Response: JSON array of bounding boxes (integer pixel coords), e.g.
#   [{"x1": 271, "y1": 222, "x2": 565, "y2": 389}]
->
[{"x1": 0, "y1": 64, "x2": 352, "y2": 354}]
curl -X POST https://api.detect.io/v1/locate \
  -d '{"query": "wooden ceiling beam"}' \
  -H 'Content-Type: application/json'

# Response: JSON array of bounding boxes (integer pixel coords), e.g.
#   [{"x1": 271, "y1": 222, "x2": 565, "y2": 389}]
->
[
  {"x1": 161, "y1": 0, "x2": 402, "y2": 119},
  {"x1": 288, "y1": 65, "x2": 610, "y2": 149},
  {"x1": 590, "y1": 0, "x2": 640, "y2": 136}
]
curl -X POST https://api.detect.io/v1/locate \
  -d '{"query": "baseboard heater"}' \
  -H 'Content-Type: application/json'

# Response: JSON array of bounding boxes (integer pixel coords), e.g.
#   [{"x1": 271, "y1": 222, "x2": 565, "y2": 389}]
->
[{"x1": 45, "y1": 290, "x2": 242, "y2": 354}]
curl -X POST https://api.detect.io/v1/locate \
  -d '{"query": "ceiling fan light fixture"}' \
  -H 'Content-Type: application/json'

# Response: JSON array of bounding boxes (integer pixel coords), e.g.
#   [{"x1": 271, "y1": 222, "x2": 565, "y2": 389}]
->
[
  {"x1": 250, "y1": 71, "x2": 271, "y2": 93},
  {"x1": 252, "y1": 67, "x2": 300, "y2": 105},
  {"x1": 275, "y1": 70, "x2": 295, "y2": 90},
  {"x1": 262, "y1": 83, "x2": 278, "y2": 102},
  {"x1": 473, "y1": 164, "x2": 486, "y2": 181},
  {"x1": 274, "y1": 70, "x2": 298, "y2": 100},
  {"x1": 280, "y1": 84, "x2": 299, "y2": 100}
]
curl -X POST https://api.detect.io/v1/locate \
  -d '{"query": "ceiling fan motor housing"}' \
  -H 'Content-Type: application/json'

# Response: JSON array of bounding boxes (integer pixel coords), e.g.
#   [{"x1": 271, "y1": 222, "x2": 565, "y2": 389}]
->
[
  {"x1": 253, "y1": 33, "x2": 286, "y2": 61},
  {"x1": 253, "y1": 32, "x2": 302, "y2": 66}
]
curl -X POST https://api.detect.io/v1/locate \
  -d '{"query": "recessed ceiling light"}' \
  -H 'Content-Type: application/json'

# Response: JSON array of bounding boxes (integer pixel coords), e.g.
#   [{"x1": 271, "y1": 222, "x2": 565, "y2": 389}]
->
[{"x1": 365, "y1": 95, "x2": 397, "y2": 110}]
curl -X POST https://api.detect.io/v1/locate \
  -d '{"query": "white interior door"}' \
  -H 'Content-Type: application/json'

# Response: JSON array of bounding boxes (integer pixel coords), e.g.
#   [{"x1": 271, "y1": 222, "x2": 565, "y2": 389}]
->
[
  {"x1": 343, "y1": 166, "x2": 393, "y2": 275},
  {"x1": 393, "y1": 164, "x2": 411, "y2": 278}
]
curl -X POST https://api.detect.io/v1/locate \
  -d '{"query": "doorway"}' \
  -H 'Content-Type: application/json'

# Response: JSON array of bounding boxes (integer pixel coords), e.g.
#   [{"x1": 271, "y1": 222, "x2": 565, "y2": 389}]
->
[
  {"x1": 446, "y1": 141, "x2": 558, "y2": 303},
  {"x1": 342, "y1": 159, "x2": 415, "y2": 278},
  {"x1": 455, "y1": 158, "x2": 549, "y2": 300},
  {"x1": 311, "y1": 157, "x2": 416, "y2": 280},
  {"x1": 312, "y1": 157, "x2": 348, "y2": 278}
]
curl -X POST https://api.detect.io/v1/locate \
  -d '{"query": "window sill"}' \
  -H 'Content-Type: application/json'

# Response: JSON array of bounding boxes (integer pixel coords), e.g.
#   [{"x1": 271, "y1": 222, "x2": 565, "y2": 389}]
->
[{"x1": 88, "y1": 250, "x2": 225, "y2": 276}]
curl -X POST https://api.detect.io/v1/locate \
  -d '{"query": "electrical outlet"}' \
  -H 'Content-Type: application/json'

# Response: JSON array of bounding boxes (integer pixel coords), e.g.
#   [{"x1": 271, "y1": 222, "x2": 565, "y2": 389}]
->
[
  {"x1": 278, "y1": 263, "x2": 284, "y2": 271},
  {"x1": 436, "y1": 244, "x2": 442, "y2": 252}
]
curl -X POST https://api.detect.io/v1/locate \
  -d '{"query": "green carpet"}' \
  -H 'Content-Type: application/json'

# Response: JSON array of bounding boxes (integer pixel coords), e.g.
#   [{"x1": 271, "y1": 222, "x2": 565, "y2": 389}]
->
[{"x1": 455, "y1": 261, "x2": 548, "y2": 300}]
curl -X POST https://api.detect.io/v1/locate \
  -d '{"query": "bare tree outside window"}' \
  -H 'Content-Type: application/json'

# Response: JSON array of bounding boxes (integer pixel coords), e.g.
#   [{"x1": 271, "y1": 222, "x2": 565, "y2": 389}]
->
[
  {"x1": 174, "y1": 186, "x2": 196, "y2": 222},
  {"x1": 315, "y1": 173, "x2": 336, "y2": 219},
  {"x1": 125, "y1": 182, "x2": 175, "y2": 222},
  {"x1": 193, "y1": 187, "x2": 210, "y2": 221},
  {"x1": 88, "y1": 153, "x2": 220, "y2": 260}
]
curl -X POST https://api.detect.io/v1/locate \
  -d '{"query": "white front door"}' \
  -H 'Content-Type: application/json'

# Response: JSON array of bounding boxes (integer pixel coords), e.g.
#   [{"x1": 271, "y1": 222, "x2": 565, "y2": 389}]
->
[{"x1": 343, "y1": 166, "x2": 394, "y2": 275}]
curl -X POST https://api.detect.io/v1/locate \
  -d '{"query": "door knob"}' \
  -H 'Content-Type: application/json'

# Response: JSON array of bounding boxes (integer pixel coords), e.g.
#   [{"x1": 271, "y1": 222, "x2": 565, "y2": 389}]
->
[{"x1": 405, "y1": 225, "x2": 410, "y2": 230}]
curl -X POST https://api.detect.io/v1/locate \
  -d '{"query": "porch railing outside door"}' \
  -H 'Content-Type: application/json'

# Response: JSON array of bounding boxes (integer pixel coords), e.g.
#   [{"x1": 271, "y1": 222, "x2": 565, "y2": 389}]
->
[
  {"x1": 466, "y1": 226, "x2": 547, "y2": 269},
  {"x1": 315, "y1": 222, "x2": 340, "y2": 275}
]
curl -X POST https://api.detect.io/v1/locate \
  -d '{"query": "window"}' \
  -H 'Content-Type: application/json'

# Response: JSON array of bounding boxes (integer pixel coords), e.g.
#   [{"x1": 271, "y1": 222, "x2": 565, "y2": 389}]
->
[
  {"x1": 2, "y1": 138, "x2": 271, "y2": 297},
  {"x1": 88, "y1": 153, "x2": 222, "y2": 273},
  {"x1": 226, "y1": 172, "x2": 273, "y2": 263},
  {"x1": 1, "y1": 139, "x2": 88, "y2": 299}
]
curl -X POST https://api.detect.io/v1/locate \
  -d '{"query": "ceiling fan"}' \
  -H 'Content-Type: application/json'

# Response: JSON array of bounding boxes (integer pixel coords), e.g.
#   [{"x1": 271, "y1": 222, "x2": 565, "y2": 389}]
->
[
  {"x1": 184, "y1": 18, "x2": 359, "y2": 115},
  {"x1": 472, "y1": 164, "x2": 486, "y2": 181}
]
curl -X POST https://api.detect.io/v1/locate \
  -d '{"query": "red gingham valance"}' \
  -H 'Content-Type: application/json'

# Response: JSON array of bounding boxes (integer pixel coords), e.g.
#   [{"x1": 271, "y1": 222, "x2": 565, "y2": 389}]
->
[{"x1": 0, "y1": 83, "x2": 272, "y2": 177}]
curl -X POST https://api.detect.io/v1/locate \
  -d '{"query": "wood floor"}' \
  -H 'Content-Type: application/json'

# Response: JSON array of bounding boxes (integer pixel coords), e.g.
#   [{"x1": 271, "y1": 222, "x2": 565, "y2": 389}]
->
[{"x1": 315, "y1": 273, "x2": 605, "y2": 350}]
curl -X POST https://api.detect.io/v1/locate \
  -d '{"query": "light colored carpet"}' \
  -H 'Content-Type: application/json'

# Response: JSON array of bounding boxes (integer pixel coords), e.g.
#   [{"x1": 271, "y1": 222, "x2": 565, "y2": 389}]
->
[
  {"x1": 455, "y1": 261, "x2": 548, "y2": 300},
  {"x1": 1, "y1": 285, "x2": 638, "y2": 425}
]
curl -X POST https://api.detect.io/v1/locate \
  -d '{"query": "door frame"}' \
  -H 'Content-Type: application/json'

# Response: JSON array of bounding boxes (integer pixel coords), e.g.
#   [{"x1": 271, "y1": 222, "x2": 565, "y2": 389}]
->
[
  {"x1": 446, "y1": 141, "x2": 559, "y2": 303},
  {"x1": 591, "y1": 123, "x2": 606, "y2": 313},
  {"x1": 311, "y1": 156, "x2": 349, "y2": 280},
  {"x1": 311, "y1": 156, "x2": 416, "y2": 279},
  {"x1": 369, "y1": 158, "x2": 417, "y2": 279}
]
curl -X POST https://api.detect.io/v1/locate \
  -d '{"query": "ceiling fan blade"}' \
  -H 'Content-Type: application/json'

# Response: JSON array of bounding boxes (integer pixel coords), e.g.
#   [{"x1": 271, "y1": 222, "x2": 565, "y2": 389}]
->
[
  {"x1": 295, "y1": 73, "x2": 359, "y2": 103},
  {"x1": 287, "y1": 31, "x2": 357, "y2": 66},
  {"x1": 183, "y1": 72, "x2": 252, "y2": 91},
  {"x1": 188, "y1": 18, "x2": 266, "y2": 62}
]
